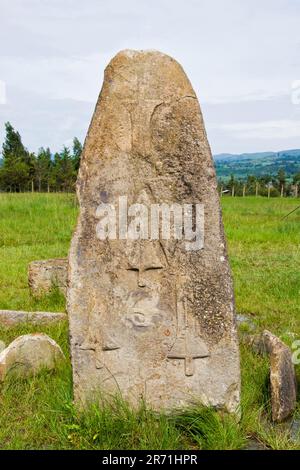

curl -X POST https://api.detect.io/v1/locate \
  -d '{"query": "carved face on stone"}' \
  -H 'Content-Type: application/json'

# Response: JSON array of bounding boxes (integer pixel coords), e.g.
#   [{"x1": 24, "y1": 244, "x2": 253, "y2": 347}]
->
[
  {"x1": 108, "y1": 239, "x2": 177, "y2": 359},
  {"x1": 91, "y1": 186, "x2": 177, "y2": 346}
]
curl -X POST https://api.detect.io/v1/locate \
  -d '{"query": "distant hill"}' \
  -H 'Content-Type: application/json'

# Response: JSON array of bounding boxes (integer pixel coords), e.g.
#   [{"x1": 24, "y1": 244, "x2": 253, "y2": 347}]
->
[
  {"x1": 2, "y1": 149, "x2": 300, "y2": 181},
  {"x1": 214, "y1": 149, "x2": 300, "y2": 180}
]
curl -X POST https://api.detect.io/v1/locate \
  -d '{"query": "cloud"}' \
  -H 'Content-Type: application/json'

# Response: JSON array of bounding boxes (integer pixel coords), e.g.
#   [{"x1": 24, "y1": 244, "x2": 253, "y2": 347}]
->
[
  {"x1": 0, "y1": 86, "x2": 94, "y2": 154},
  {"x1": 0, "y1": 54, "x2": 109, "y2": 103},
  {"x1": 0, "y1": 81, "x2": 6, "y2": 105},
  {"x1": 214, "y1": 120, "x2": 300, "y2": 140},
  {"x1": 1, "y1": 0, "x2": 300, "y2": 153}
]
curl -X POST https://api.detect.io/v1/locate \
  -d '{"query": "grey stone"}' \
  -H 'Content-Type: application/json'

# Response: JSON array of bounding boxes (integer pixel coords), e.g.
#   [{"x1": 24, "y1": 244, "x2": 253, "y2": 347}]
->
[
  {"x1": 262, "y1": 331, "x2": 297, "y2": 422},
  {"x1": 67, "y1": 50, "x2": 240, "y2": 412},
  {"x1": 245, "y1": 330, "x2": 297, "y2": 422},
  {"x1": 243, "y1": 333, "x2": 268, "y2": 354},
  {"x1": 28, "y1": 258, "x2": 68, "y2": 295},
  {"x1": 0, "y1": 333, "x2": 65, "y2": 381},
  {"x1": 243, "y1": 439, "x2": 268, "y2": 450},
  {"x1": 290, "y1": 418, "x2": 300, "y2": 443},
  {"x1": 0, "y1": 310, "x2": 67, "y2": 327}
]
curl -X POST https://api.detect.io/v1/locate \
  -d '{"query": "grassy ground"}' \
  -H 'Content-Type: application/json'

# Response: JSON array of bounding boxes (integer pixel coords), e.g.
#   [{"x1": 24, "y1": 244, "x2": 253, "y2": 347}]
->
[{"x1": 0, "y1": 193, "x2": 299, "y2": 450}]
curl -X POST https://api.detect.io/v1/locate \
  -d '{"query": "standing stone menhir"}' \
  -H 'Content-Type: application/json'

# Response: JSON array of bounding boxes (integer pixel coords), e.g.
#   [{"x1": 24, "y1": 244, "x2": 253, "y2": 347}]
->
[{"x1": 68, "y1": 50, "x2": 240, "y2": 413}]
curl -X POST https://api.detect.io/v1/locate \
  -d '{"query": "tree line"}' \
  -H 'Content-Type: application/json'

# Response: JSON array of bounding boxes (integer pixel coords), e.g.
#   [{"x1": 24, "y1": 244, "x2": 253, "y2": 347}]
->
[
  {"x1": 1, "y1": 121, "x2": 300, "y2": 196},
  {"x1": 218, "y1": 171, "x2": 300, "y2": 197},
  {"x1": 0, "y1": 122, "x2": 82, "y2": 192}
]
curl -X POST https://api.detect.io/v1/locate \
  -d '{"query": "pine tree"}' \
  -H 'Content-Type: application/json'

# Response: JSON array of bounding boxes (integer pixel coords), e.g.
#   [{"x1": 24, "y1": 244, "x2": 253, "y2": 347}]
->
[
  {"x1": 2, "y1": 122, "x2": 26, "y2": 160},
  {"x1": 0, "y1": 122, "x2": 31, "y2": 191},
  {"x1": 53, "y1": 146, "x2": 76, "y2": 192},
  {"x1": 293, "y1": 172, "x2": 300, "y2": 185},
  {"x1": 277, "y1": 168, "x2": 286, "y2": 189},
  {"x1": 35, "y1": 147, "x2": 52, "y2": 192},
  {"x1": 72, "y1": 137, "x2": 83, "y2": 172}
]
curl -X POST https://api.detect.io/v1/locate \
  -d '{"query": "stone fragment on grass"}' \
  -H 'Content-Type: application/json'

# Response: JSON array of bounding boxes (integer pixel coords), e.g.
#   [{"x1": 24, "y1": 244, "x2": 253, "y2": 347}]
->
[
  {"x1": 243, "y1": 439, "x2": 268, "y2": 450},
  {"x1": 247, "y1": 330, "x2": 297, "y2": 423},
  {"x1": 243, "y1": 333, "x2": 267, "y2": 354},
  {"x1": 262, "y1": 331, "x2": 297, "y2": 423},
  {"x1": 0, "y1": 310, "x2": 67, "y2": 327},
  {"x1": 28, "y1": 258, "x2": 68, "y2": 296},
  {"x1": 290, "y1": 417, "x2": 300, "y2": 443},
  {"x1": 0, "y1": 333, "x2": 65, "y2": 381}
]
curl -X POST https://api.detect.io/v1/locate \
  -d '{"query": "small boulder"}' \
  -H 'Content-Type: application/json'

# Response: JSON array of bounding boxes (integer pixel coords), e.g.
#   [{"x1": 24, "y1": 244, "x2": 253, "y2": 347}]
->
[
  {"x1": 0, "y1": 333, "x2": 65, "y2": 381},
  {"x1": 28, "y1": 258, "x2": 68, "y2": 296},
  {"x1": 290, "y1": 417, "x2": 300, "y2": 443},
  {"x1": 262, "y1": 330, "x2": 297, "y2": 423},
  {"x1": 0, "y1": 310, "x2": 67, "y2": 327},
  {"x1": 243, "y1": 439, "x2": 268, "y2": 450},
  {"x1": 245, "y1": 330, "x2": 297, "y2": 422},
  {"x1": 243, "y1": 333, "x2": 268, "y2": 354}
]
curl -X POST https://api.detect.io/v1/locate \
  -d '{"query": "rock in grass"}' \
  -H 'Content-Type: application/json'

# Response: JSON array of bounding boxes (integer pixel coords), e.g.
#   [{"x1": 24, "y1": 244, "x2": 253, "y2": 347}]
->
[
  {"x1": 262, "y1": 331, "x2": 297, "y2": 423},
  {"x1": 290, "y1": 417, "x2": 300, "y2": 443},
  {"x1": 0, "y1": 340, "x2": 6, "y2": 353},
  {"x1": 28, "y1": 258, "x2": 68, "y2": 296},
  {"x1": 243, "y1": 333, "x2": 267, "y2": 354},
  {"x1": 243, "y1": 438, "x2": 268, "y2": 450},
  {"x1": 0, "y1": 310, "x2": 67, "y2": 327},
  {"x1": 0, "y1": 333, "x2": 65, "y2": 381},
  {"x1": 246, "y1": 330, "x2": 297, "y2": 422}
]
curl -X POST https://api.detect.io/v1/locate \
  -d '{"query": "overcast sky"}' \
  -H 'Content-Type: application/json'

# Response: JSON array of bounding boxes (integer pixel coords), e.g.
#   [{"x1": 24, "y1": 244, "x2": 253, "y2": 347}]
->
[{"x1": 1, "y1": 0, "x2": 300, "y2": 155}]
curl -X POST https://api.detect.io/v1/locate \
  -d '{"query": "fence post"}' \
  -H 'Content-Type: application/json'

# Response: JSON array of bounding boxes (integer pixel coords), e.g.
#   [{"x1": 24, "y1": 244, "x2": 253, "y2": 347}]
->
[
  {"x1": 231, "y1": 186, "x2": 235, "y2": 197},
  {"x1": 31, "y1": 180, "x2": 34, "y2": 193},
  {"x1": 295, "y1": 185, "x2": 298, "y2": 198},
  {"x1": 243, "y1": 185, "x2": 246, "y2": 197},
  {"x1": 281, "y1": 185, "x2": 284, "y2": 198},
  {"x1": 220, "y1": 186, "x2": 223, "y2": 198},
  {"x1": 268, "y1": 185, "x2": 271, "y2": 199},
  {"x1": 256, "y1": 182, "x2": 259, "y2": 197}
]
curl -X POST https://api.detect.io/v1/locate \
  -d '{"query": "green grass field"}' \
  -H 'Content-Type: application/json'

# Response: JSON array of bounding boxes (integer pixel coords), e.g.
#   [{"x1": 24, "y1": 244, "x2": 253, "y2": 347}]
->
[{"x1": 0, "y1": 193, "x2": 299, "y2": 449}]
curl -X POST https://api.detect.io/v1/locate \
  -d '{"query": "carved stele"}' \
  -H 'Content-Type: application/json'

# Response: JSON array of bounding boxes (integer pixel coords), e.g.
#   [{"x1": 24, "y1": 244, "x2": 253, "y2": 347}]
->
[{"x1": 67, "y1": 50, "x2": 240, "y2": 412}]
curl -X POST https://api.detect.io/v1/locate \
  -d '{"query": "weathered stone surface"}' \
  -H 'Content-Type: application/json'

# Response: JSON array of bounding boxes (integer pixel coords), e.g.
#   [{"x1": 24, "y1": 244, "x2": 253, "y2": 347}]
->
[
  {"x1": 245, "y1": 330, "x2": 297, "y2": 422},
  {"x1": 67, "y1": 50, "x2": 240, "y2": 412},
  {"x1": 0, "y1": 310, "x2": 67, "y2": 327},
  {"x1": 243, "y1": 333, "x2": 267, "y2": 354},
  {"x1": 28, "y1": 258, "x2": 68, "y2": 295},
  {"x1": 243, "y1": 439, "x2": 268, "y2": 451},
  {"x1": 0, "y1": 340, "x2": 6, "y2": 353},
  {"x1": 0, "y1": 333, "x2": 65, "y2": 381},
  {"x1": 290, "y1": 417, "x2": 300, "y2": 443},
  {"x1": 262, "y1": 331, "x2": 297, "y2": 422}
]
